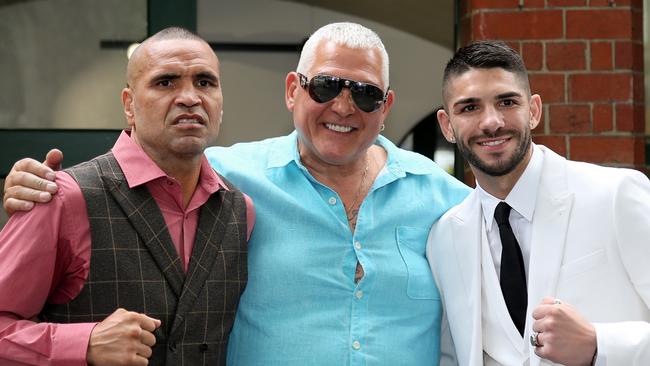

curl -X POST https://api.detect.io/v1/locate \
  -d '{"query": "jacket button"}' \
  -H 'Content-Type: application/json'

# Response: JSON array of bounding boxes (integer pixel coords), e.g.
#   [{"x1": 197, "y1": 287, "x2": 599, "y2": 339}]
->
[
  {"x1": 168, "y1": 341, "x2": 177, "y2": 352},
  {"x1": 199, "y1": 343, "x2": 209, "y2": 352}
]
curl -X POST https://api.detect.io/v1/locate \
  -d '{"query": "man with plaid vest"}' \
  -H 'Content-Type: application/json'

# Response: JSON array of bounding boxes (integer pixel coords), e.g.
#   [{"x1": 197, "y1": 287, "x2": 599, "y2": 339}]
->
[{"x1": 0, "y1": 28, "x2": 253, "y2": 365}]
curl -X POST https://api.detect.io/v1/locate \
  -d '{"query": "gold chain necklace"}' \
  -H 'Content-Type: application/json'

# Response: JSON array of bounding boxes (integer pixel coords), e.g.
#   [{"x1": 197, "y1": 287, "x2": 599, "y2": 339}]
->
[{"x1": 345, "y1": 158, "x2": 369, "y2": 225}]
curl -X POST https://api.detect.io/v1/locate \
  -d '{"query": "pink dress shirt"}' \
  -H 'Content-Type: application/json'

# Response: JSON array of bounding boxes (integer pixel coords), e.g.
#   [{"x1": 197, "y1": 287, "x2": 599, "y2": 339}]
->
[{"x1": 0, "y1": 131, "x2": 255, "y2": 365}]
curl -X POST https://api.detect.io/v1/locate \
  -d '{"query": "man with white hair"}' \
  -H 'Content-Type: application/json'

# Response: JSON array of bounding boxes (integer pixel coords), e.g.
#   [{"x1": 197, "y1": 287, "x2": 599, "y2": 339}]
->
[{"x1": 213, "y1": 22, "x2": 468, "y2": 365}]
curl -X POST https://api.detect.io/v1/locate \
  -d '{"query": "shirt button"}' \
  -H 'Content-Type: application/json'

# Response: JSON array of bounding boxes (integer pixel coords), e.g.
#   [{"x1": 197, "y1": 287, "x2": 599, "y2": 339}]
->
[
  {"x1": 166, "y1": 180, "x2": 174, "y2": 186},
  {"x1": 354, "y1": 241, "x2": 362, "y2": 250},
  {"x1": 328, "y1": 197, "x2": 337, "y2": 205},
  {"x1": 355, "y1": 290, "x2": 363, "y2": 299},
  {"x1": 352, "y1": 340, "x2": 361, "y2": 350}
]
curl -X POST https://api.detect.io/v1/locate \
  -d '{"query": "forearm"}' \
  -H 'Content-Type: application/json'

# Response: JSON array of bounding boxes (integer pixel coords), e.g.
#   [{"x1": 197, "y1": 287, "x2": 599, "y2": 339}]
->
[
  {"x1": 0, "y1": 174, "x2": 95, "y2": 365},
  {"x1": 604, "y1": 173, "x2": 650, "y2": 364},
  {"x1": 593, "y1": 321, "x2": 650, "y2": 366},
  {"x1": 0, "y1": 316, "x2": 95, "y2": 366}
]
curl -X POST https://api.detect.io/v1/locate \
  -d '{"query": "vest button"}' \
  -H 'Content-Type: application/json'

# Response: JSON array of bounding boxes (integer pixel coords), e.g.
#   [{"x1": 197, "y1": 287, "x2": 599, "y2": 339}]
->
[
  {"x1": 168, "y1": 341, "x2": 177, "y2": 352},
  {"x1": 199, "y1": 343, "x2": 209, "y2": 352}
]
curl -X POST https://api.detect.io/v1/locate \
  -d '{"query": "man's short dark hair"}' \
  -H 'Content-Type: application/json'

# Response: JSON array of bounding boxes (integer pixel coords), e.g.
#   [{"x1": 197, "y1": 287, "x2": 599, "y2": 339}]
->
[
  {"x1": 442, "y1": 40, "x2": 530, "y2": 100},
  {"x1": 126, "y1": 27, "x2": 213, "y2": 86},
  {"x1": 149, "y1": 26, "x2": 205, "y2": 43}
]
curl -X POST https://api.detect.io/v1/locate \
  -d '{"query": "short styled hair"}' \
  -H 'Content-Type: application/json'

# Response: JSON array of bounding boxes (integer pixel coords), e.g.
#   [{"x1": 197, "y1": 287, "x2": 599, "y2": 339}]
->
[
  {"x1": 127, "y1": 27, "x2": 214, "y2": 85},
  {"x1": 147, "y1": 26, "x2": 205, "y2": 43},
  {"x1": 442, "y1": 40, "x2": 530, "y2": 101},
  {"x1": 296, "y1": 22, "x2": 390, "y2": 89}
]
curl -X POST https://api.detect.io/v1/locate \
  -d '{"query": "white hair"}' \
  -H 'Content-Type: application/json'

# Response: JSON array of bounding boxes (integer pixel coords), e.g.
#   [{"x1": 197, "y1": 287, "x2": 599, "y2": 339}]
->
[{"x1": 296, "y1": 22, "x2": 390, "y2": 89}]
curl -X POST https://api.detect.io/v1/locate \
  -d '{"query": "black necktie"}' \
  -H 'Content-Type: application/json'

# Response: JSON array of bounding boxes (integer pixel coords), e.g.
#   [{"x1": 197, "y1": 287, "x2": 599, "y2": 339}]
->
[{"x1": 494, "y1": 201, "x2": 527, "y2": 336}]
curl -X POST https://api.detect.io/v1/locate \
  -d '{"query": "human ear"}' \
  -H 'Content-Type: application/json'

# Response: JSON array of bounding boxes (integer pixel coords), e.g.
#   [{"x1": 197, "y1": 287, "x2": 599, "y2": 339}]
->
[
  {"x1": 529, "y1": 94, "x2": 542, "y2": 130},
  {"x1": 285, "y1": 72, "x2": 300, "y2": 112},
  {"x1": 437, "y1": 108, "x2": 456, "y2": 143},
  {"x1": 122, "y1": 88, "x2": 136, "y2": 127}
]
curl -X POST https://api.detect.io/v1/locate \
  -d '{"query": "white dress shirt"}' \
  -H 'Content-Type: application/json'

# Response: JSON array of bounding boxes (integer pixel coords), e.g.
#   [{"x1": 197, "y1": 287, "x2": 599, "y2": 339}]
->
[{"x1": 476, "y1": 144, "x2": 544, "y2": 279}]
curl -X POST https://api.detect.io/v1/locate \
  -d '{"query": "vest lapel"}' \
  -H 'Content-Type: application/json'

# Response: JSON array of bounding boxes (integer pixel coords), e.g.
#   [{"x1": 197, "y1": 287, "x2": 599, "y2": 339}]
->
[
  {"x1": 481, "y1": 229, "x2": 526, "y2": 364},
  {"x1": 101, "y1": 174, "x2": 186, "y2": 298},
  {"x1": 170, "y1": 189, "x2": 232, "y2": 336}
]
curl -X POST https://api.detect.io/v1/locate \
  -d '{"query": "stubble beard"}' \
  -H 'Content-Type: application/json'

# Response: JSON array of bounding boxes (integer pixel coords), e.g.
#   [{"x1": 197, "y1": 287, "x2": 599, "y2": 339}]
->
[{"x1": 454, "y1": 127, "x2": 531, "y2": 177}]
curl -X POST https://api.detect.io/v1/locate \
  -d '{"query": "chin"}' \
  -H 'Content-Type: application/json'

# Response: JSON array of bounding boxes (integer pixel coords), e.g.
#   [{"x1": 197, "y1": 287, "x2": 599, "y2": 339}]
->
[
  {"x1": 472, "y1": 150, "x2": 526, "y2": 176},
  {"x1": 313, "y1": 152, "x2": 352, "y2": 166},
  {"x1": 478, "y1": 163, "x2": 519, "y2": 177},
  {"x1": 172, "y1": 141, "x2": 207, "y2": 156}
]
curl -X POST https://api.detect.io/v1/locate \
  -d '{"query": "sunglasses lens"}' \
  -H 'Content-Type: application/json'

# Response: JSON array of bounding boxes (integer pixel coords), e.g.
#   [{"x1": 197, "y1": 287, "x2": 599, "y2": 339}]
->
[
  {"x1": 303, "y1": 74, "x2": 385, "y2": 112},
  {"x1": 350, "y1": 83, "x2": 385, "y2": 112},
  {"x1": 309, "y1": 76, "x2": 341, "y2": 103}
]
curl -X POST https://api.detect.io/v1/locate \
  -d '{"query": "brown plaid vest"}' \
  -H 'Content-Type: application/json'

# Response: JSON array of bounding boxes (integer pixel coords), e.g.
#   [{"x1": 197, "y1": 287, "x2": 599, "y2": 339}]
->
[{"x1": 41, "y1": 152, "x2": 248, "y2": 365}]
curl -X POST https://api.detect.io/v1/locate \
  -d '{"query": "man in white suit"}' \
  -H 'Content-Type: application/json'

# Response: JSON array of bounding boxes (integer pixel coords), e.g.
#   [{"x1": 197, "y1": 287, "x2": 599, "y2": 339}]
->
[{"x1": 428, "y1": 40, "x2": 650, "y2": 366}]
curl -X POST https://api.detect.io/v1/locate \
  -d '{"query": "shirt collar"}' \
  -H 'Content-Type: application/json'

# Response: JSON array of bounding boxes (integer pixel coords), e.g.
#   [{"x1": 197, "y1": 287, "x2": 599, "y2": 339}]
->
[
  {"x1": 477, "y1": 143, "x2": 543, "y2": 231},
  {"x1": 111, "y1": 129, "x2": 228, "y2": 193},
  {"x1": 266, "y1": 130, "x2": 431, "y2": 176}
]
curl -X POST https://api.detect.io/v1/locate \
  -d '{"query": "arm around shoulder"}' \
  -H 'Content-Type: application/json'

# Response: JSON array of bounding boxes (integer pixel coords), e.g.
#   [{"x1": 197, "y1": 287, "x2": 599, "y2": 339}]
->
[{"x1": 3, "y1": 149, "x2": 63, "y2": 215}]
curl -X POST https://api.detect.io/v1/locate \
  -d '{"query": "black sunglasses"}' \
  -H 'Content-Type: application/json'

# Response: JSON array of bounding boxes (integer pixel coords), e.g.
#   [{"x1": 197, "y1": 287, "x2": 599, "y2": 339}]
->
[{"x1": 298, "y1": 73, "x2": 389, "y2": 113}]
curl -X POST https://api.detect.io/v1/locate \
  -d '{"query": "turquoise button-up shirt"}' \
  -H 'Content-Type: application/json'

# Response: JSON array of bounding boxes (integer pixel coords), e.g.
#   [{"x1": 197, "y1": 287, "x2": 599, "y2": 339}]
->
[{"x1": 205, "y1": 131, "x2": 469, "y2": 365}]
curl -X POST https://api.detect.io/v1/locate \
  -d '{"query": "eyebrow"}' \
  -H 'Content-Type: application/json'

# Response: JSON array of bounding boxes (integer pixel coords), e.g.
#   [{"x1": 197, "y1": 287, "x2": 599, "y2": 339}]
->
[
  {"x1": 150, "y1": 73, "x2": 180, "y2": 85},
  {"x1": 452, "y1": 97, "x2": 480, "y2": 108},
  {"x1": 496, "y1": 91, "x2": 523, "y2": 99},
  {"x1": 452, "y1": 91, "x2": 524, "y2": 108},
  {"x1": 195, "y1": 72, "x2": 218, "y2": 82}
]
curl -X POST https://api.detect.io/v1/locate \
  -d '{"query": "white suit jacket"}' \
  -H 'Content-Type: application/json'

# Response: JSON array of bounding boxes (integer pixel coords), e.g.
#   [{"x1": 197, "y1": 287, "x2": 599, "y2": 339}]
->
[{"x1": 427, "y1": 146, "x2": 650, "y2": 366}]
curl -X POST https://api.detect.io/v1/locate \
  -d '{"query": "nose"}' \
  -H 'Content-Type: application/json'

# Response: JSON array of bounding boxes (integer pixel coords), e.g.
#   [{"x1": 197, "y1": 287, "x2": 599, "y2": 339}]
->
[
  {"x1": 175, "y1": 83, "x2": 201, "y2": 108},
  {"x1": 329, "y1": 89, "x2": 356, "y2": 116},
  {"x1": 478, "y1": 105, "x2": 504, "y2": 134}
]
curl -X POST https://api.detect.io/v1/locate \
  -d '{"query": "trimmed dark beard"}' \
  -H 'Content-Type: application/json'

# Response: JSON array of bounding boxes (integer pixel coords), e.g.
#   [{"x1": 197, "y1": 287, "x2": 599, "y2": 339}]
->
[{"x1": 454, "y1": 127, "x2": 531, "y2": 177}]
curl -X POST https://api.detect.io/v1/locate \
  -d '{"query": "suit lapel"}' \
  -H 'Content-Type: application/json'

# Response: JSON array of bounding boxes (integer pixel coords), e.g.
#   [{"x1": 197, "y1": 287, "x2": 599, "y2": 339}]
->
[
  {"x1": 449, "y1": 192, "x2": 485, "y2": 365},
  {"x1": 526, "y1": 147, "x2": 574, "y2": 366},
  {"x1": 102, "y1": 175, "x2": 186, "y2": 297}
]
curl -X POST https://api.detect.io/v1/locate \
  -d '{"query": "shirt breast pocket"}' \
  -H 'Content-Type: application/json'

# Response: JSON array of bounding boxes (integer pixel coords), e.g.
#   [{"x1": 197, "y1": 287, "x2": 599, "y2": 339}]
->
[{"x1": 396, "y1": 226, "x2": 440, "y2": 300}]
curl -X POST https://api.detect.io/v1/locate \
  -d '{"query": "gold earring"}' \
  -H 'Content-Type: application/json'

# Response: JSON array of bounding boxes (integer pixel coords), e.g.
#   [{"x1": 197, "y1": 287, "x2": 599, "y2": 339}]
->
[{"x1": 380, "y1": 124, "x2": 385, "y2": 132}]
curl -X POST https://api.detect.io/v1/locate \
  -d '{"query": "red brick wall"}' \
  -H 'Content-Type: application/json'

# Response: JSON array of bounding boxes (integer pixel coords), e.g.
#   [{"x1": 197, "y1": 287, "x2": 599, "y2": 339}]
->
[{"x1": 458, "y1": 0, "x2": 646, "y2": 173}]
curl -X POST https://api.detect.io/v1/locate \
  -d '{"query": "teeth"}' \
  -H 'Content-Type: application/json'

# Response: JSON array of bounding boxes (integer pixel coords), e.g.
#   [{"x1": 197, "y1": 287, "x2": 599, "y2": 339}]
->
[
  {"x1": 480, "y1": 139, "x2": 506, "y2": 146},
  {"x1": 177, "y1": 118, "x2": 199, "y2": 124},
  {"x1": 325, "y1": 123, "x2": 353, "y2": 133}
]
